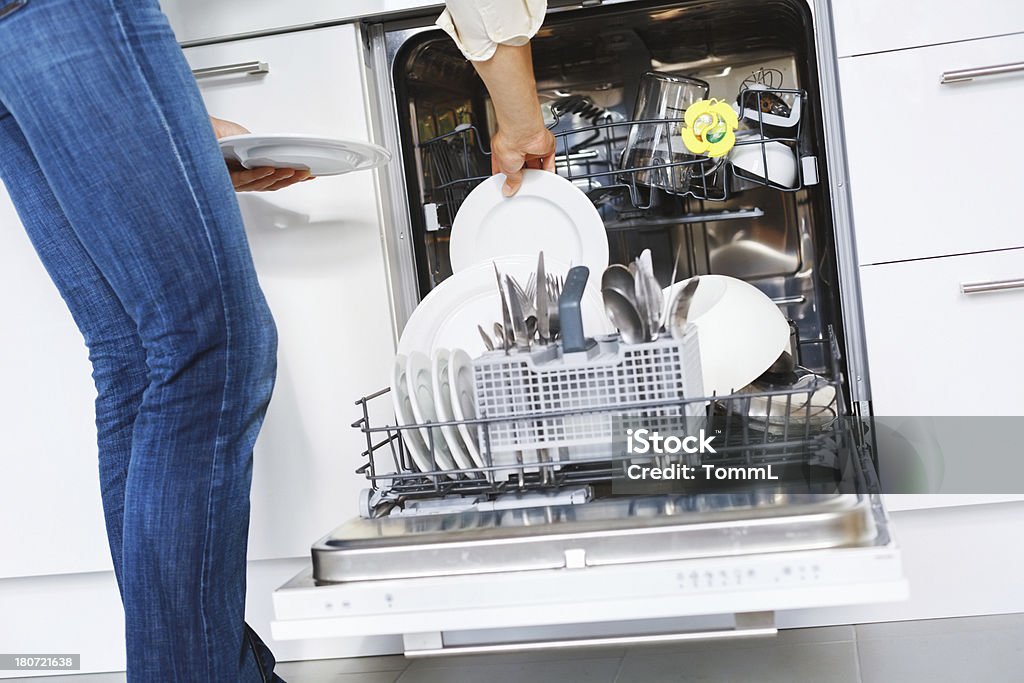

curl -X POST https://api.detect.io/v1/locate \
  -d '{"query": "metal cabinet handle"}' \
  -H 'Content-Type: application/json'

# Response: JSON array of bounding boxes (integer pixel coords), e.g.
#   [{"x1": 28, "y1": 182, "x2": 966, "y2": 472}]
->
[
  {"x1": 941, "y1": 61, "x2": 1024, "y2": 84},
  {"x1": 960, "y1": 278, "x2": 1024, "y2": 295},
  {"x1": 191, "y1": 61, "x2": 269, "y2": 80},
  {"x1": 402, "y1": 611, "x2": 776, "y2": 657}
]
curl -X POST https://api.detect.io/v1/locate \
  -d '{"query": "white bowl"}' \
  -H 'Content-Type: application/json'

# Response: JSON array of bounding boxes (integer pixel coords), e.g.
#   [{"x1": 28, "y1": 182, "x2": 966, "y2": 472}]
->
[
  {"x1": 664, "y1": 275, "x2": 790, "y2": 396},
  {"x1": 728, "y1": 138, "x2": 798, "y2": 188}
]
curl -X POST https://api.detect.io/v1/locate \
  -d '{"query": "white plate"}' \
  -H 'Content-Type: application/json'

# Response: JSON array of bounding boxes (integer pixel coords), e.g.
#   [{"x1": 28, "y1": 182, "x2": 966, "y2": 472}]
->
[
  {"x1": 432, "y1": 349, "x2": 478, "y2": 473},
  {"x1": 448, "y1": 349, "x2": 485, "y2": 470},
  {"x1": 397, "y1": 254, "x2": 613, "y2": 359},
  {"x1": 218, "y1": 134, "x2": 391, "y2": 176},
  {"x1": 450, "y1": 170, "x2": 609, "y2": 274},
  {"x1": 663, "y1": 274, "x2": 790, "y2": 396},
  {"x1": 390, "y1": 355, "x2": 432, "y2": 474},
  {"x1": 405, "y1": 352, "x2": 458, "y2": 477}
]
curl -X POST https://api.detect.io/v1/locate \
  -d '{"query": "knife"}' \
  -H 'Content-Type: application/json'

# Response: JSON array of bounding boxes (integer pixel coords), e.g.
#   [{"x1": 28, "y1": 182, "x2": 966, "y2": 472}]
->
[
  {"x1": 505, "y1": 274, "x2": 531, "y2": 351},
  {"x1": 494, "y1": 262, "x2": 515, "y2": 353},
  {"x1": 536, "y1": 252, "x2": 549, "y2": 344}
]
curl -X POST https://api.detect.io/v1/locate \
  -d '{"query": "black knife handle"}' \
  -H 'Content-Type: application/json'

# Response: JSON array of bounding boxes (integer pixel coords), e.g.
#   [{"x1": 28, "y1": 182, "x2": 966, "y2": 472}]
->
[{"x1": 559, "y1": 266, "x2": 590, "y2": 353}]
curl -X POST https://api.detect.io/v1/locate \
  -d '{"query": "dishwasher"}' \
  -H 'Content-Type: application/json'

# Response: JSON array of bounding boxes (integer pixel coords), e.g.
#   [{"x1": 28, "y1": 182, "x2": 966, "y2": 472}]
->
[{"x1": 271, "y1": 0, "x2": 906, "y2": 656}]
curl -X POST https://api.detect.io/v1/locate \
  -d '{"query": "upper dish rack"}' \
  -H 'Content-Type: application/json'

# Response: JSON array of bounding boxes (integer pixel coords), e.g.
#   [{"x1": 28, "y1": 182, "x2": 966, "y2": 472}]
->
[
  {"x1": 420, "y1": 87, "x2": 815, "y2": 226},
  {"x1": 353, "y1": 334, "x2": 849, "y2": 517}
]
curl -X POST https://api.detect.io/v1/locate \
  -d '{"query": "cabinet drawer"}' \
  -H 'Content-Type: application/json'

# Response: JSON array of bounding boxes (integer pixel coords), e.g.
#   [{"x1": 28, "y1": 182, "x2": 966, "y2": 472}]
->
[
  {"x1": 840, "y1": 33, "x2": 1024, "y2": 265},
  {"x1": 831, "y1": 0, "x2": 1024, "y2": 58},
  {"x1": 860, "y1": 247, "x2": 1024, "y2": 416},
  {"x1": 184, "y1": 26, "x2": 397, "y2": 561}
]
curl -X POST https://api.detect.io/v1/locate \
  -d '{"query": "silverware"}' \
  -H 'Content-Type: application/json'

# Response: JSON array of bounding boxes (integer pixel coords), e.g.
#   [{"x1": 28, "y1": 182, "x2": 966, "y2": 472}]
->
[
  {"x1": 668, "y1": 276, "x2": 700, "y2": 339},
  {"x1": 477, "y1": 325, "x2": 495, "y2": 351},
  {"x1": 601, "y1": 264, "x2": 637, "y2": 305},
  {"x1": 505, "y1": 274, "x2": 531, "y2": 351},
  {"x1": 636, "y1": 249, "x2": 662, "y2": 341},
  {"x1": 494, "y1": 262, "x2": 515, "y2": 354},
  {"x1": 537, "y1": 252, "x2": 549, "y2": 344},
  {"x1": 494, "y1": 322, "x2": 509, "y2": 351},
  {"x1": 602, "y1": 287, "x2": 646, "y2": 344},
  {"x1": 660, "y1": 249, "x2": 681, "y2": 331},
  {"x1": 547, "y1": 274, "x2": 563, "y2": 339}
]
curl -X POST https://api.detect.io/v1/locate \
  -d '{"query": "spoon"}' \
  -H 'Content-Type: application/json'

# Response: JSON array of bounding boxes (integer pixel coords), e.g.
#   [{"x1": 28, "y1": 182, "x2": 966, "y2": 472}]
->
[
  {"x1": 602, "y1": 287, "x2": 646, "y2": 345},
  {"x1": 601, "y1": 264, "x2": 637, "y2": 305}
]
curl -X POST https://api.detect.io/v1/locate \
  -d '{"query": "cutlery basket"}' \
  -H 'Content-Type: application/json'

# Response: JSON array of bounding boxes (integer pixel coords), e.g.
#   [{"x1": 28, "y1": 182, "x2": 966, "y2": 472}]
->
[{"x1": 472, "y1": 328, "x2": 705, "y2": 464}]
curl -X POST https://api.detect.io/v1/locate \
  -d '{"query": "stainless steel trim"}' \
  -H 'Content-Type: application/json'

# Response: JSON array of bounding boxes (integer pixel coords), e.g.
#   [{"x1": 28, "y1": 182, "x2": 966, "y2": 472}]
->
[
  {"x1": 402, "y1": 612, "x2": 776, "y2": 657},
  {"x1": 312, "y1": 493, "x2": 881, "y2": 583},
  {"x1": 961, "y1": 277, "x2": 1024, "y2": 295},
  {"x1": 191, "y1": 61, "x2": 269, "y2": 79},
  {"x1": 364, "y1": 23, "x2": 421, "y2": 336},
  {"x1": 812, "y1": 0, "x2": 871, "y2": 402},
  {"x1": 941, "y1": 61, "x2": 1024, "y2": 84}
]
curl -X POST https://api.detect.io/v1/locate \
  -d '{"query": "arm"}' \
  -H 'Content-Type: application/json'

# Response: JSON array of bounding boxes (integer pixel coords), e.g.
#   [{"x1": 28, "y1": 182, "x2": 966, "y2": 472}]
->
[
  {"x1": 470, "y1": 43, "x2": 555, "y2": 197},
  {"x1": 439, "y1": 0, "x2": 553, "y2": 196},
  {"x1": 210, "y1": 117, "x2": 313, "y2": 192}
]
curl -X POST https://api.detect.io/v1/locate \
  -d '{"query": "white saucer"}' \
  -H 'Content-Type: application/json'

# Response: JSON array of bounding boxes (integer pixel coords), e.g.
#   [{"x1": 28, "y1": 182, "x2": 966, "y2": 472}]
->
[
  {"x1": 450, "y1": 170, "x2": 609, "y2": 274},
  {"x1": 219, "y1": 134, "x2": 391, "y2": 176},
  {"x1": 405, "y1": 351, "x2": 458, "y2": 477}
]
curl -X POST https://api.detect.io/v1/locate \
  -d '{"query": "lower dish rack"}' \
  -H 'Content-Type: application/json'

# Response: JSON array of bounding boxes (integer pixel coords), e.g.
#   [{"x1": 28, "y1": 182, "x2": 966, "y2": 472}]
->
[{"x1": 353, "y1": 333, "x2": 850, "y2": 518}]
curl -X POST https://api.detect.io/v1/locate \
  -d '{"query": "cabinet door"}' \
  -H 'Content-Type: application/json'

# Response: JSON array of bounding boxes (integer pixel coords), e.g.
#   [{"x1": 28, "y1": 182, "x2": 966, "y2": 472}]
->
[
  {"x1": 831, "y1": 0, "x2": 1024, "y2": 58},
  {"x1": 860, "y1": 247, "x2": 1024, "y2": 416},
  {"x1": 0, "y1": 191, "x2": 112, "y2": 578},
  {"x1": 840, "y1": 33, "x2": 1024, "y2": 265},
  {"x1": 184, "y1": 24, "x2": 396, "y2": 560}
]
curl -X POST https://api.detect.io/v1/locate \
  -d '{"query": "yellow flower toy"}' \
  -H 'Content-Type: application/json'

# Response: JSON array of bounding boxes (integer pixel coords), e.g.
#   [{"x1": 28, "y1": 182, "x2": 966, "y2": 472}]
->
[{"x1": 681, "y1": 99, "x2": 739, "y2": 158}]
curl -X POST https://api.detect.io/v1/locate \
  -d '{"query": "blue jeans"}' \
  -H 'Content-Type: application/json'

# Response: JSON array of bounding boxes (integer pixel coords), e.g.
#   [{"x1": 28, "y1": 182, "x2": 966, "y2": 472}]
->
[{"x1": 0, "y1": 1, "x2": 283, "y2": 680}]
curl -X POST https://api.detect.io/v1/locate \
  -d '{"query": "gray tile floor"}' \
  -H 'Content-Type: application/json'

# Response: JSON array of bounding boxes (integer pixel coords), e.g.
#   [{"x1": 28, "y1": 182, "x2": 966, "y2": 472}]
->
[{"x1": 20, "y1": 613, "x2": 1024, "y2": 682}]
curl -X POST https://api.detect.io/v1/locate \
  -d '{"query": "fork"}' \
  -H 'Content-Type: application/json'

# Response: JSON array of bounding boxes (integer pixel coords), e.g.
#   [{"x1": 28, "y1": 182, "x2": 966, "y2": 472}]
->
[{"x1": 546, "y1": 274, "x2": 563, "y2": 338}]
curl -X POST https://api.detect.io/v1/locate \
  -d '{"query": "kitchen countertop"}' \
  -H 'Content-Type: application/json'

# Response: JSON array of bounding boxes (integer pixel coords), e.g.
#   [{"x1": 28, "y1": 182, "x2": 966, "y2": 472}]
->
[{"x1": 163, "y1": 0, "x2": 444, "y2": 46}]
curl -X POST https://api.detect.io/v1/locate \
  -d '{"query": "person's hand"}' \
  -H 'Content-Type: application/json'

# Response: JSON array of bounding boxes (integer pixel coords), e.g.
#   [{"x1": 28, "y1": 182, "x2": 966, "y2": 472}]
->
[
  {"x1": 490, "y1": 126, "x2": 556, "y2": 197},
  {"x1": 210, "y1": 116, "x2": 314, "y2": 192}
]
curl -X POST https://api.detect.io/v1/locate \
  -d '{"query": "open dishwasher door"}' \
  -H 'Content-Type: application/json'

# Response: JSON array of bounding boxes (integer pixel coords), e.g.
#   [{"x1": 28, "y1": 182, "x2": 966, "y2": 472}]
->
[
  {"x1": 271, "y1": 341, "x2": 905, "y2": 655},
  {"x1": 272, "y1": 454, "x2": 904, "y2": 656},
  {"x1": 271, "y1": 0, "x2": 905, "y2": 655}
]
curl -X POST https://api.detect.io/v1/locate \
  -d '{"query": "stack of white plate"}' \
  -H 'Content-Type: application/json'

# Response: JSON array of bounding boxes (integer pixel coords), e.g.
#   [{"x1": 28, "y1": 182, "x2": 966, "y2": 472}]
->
[{"x1": 393, "y1": 170, "x2": 612, "y2": 476}]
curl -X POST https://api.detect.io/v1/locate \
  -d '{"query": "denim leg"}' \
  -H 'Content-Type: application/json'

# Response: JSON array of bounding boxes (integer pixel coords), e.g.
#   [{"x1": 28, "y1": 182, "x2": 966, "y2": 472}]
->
[
  {"x1": 0, "y1": 1, "x2": 280, "y2": 681},
  {"x1": 0, "y1": 108, "x2": 145, "y2": 598}
]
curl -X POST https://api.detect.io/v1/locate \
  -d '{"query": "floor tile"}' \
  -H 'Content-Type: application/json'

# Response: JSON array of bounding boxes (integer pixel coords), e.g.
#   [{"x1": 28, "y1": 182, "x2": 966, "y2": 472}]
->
[
  {"x1": 398, "y1": 656, "x2": 623, "y2": 683},
  {"x1": 856, "y1": 616, "x2": 1024, "y2": 683},
  {"x1": 855, "y1": 612, "x2": 1024, "y2": 640},
  {"x1": 614, "y1": 641, "x2": 860, "y2": 683}
]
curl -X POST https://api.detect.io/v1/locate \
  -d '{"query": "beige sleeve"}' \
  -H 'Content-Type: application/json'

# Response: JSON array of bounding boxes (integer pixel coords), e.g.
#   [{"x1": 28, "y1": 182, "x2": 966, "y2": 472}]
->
[{"x1": 436, "y1": 0, "x2": 547, "y2": 62}]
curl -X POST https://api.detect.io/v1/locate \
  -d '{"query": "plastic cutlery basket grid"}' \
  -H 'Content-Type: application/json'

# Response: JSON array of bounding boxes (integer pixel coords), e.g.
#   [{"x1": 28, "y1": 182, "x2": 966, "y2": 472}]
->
[{"x1": 472, "y1": 331, "x2": 704, "y2": 464}]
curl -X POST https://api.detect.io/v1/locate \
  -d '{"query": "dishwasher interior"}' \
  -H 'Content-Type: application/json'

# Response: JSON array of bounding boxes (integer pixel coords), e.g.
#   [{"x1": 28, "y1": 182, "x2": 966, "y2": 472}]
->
[{"x1": 307, "y1": 0, "x2": 892, "y2": 591}]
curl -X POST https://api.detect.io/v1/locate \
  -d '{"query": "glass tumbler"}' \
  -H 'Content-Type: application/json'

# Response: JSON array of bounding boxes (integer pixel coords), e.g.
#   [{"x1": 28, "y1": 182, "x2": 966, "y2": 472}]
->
[{"x1": 621, "y1": 72, "x2": 710, "y2": 194}]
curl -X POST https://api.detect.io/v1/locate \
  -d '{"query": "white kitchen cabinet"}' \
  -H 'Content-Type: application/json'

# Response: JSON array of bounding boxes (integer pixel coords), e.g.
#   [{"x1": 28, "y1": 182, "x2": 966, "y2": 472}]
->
[
  {"x1": 160, "y1": 0, "x2": 442, "y2": 45},
  {"x1": 0, "y1": 190, "x2": 113, "y2": 578},
  {"x1": 860, "y1": 247, "x2": 1024, "y2": 416},
  {"x1": 831, "y1": 0, "x2": 1024, "y2": 58},
  {"x1": 862, "y1": 248, "x2": 1024, "y2": 507},
  {"x1": 183, "y1": 24, "x2": 397, "y2": 561},
  {"x1": 840, "y1": 32, "x2": 1024, "y2": 266}
]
